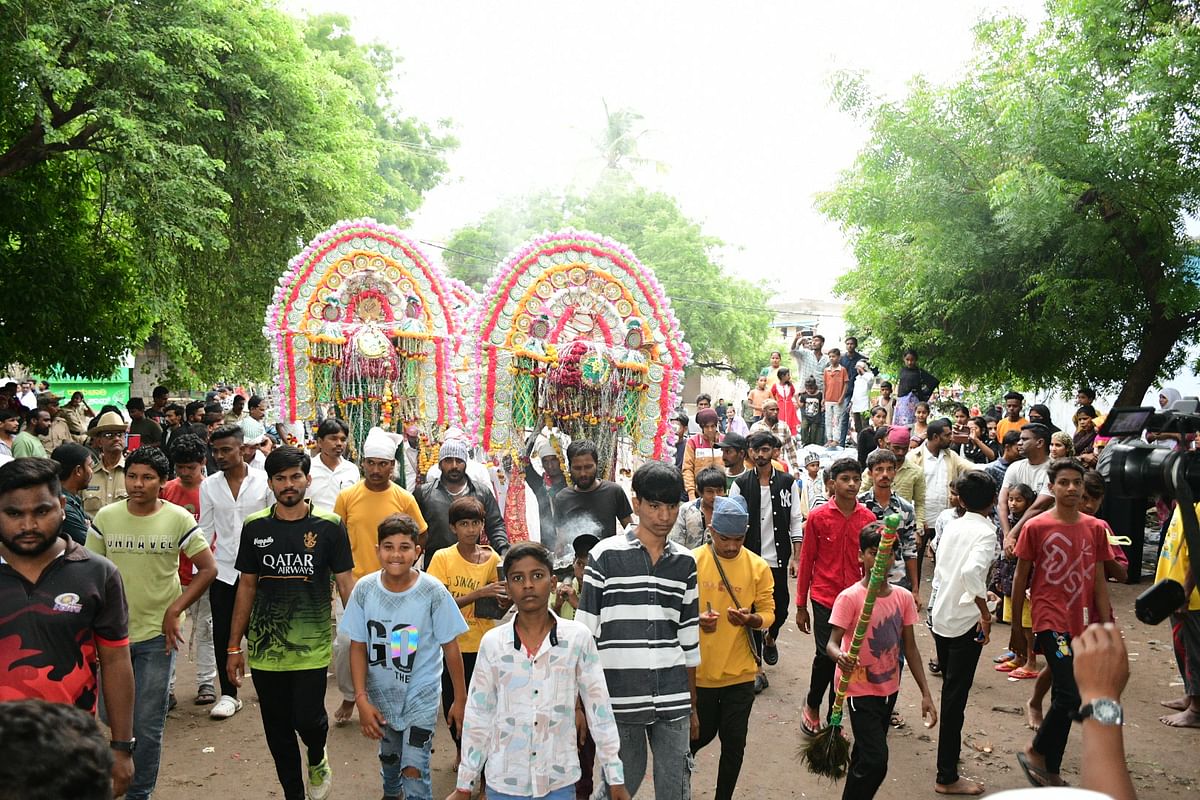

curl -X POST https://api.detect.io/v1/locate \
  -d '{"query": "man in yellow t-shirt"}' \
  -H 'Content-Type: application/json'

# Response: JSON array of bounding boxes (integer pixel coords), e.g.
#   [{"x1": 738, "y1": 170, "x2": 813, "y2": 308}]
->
[
  {"x1": 692, "y1": 495, "x2": 775, "y2": 800},
  {"x1": 330, "y1": 427, "x2": 428, "y2": 724},
  {"x1": 426, "y1": 495, "x2": 506, "y2": 760},
  {"x1": 1157, "y1": 502, "x2": 1200, "y2": 728}
]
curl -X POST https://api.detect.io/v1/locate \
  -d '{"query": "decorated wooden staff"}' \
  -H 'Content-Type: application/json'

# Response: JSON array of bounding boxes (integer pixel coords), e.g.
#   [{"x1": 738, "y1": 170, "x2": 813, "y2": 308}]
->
[{"x1": 800, "y1": 512, "x2": 901, "y2": 779}]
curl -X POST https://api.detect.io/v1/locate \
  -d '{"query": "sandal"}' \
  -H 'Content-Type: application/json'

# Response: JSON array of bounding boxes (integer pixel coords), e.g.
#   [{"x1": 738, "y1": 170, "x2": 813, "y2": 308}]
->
[
  {"x1": 1009, "y1": 667, "x2": 1040, "y2": 680},
  {"x1": 194, "y1": 684, "x2": 216, "y2": 705},
  {"x1": 890, "y1": 712, "x2": 906, "y2": 728},
  {"x1": 995, "y1": 660, "x2": 1023, "y2": 673},
  {"x1": 801, "y1": 707, "x2": 822, "y2": 737},
  {"x1": 993, "y1": 651, "x2": 1016, "y2": 663},
  {"x1": 928, "y1": 659, "x2": 942, "y2": 676}
]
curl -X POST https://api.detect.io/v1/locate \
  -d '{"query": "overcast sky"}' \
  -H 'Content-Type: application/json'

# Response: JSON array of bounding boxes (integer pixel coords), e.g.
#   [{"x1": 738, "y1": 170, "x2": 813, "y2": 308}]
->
[{"x1": 283, "y1": 1, "x2": 1046, "y2": 301}]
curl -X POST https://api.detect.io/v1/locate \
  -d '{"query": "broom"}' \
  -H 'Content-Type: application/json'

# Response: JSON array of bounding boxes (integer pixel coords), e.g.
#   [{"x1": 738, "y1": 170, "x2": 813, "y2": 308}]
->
[{"x1": 800, "y1": 512, "x2": 901, "y2": 779}]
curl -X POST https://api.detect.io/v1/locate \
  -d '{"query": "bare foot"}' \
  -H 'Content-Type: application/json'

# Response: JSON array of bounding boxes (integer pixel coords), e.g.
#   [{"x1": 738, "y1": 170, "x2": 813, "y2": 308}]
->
[
  {"x1": 1021, "y1": 746, "x2": 1066, "y2": 787},
  {"x1": 1161, "y1": 696, "x2": 1191, "y2": 711},
  {"x1": 935, "y1": 778, "x2": 985, "y2": 795},
  {"x1": 1025, "y1": 699, "x2": 1044, "y2": 731},
  {"x1": 334, "y1": 699, "x2": 356, "y2": 725},
  {"x1": 1160, "y1": 708, "x2": 1200, "y2": 728}
]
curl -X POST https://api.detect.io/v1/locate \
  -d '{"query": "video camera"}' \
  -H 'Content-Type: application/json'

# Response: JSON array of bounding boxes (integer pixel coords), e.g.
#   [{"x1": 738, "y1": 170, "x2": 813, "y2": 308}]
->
[{"x1": 1101, "y1": 401, "x2": 1200, "y2": 625}]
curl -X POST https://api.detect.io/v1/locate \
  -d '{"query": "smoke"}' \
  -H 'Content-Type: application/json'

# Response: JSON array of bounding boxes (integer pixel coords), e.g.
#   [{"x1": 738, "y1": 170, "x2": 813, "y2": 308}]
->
[{"x1": 547, "y1": 513, "x2": 604, "y2": 568}]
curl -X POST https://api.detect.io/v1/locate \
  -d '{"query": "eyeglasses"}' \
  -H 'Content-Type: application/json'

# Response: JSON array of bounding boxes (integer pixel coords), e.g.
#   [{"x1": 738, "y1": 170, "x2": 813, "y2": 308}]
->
[{"x1": 98, "y1": 432, "x2": 122, "y2": 440}]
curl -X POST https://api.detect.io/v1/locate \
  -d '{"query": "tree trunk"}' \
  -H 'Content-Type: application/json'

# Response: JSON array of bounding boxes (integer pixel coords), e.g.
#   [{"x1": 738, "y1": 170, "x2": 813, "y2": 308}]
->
[{"x1": 1114, "y1": 316, "x2": 1189, "y2": 407}]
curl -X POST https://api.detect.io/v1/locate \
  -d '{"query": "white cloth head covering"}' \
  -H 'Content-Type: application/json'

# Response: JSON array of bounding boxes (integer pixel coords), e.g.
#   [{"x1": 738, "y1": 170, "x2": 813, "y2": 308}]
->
[
  {"x1": 536, "y1": 440, "x2": 559, "y2": 460},
  {"x1": 362, "y1": 427, "x2": 397, "y2": 461}
]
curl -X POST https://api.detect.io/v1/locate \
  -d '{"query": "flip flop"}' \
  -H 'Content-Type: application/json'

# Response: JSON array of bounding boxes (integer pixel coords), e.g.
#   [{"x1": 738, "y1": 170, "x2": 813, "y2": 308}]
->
[
  {"x1": 801, "y1": 707, "x2": 822, "y2": 737},
  {"x1": 1017, "y1": 752, "x2": 1068, "y2": 787},
  {"x1": 995, "y1": 660, "x2": 1022, "y2": 673},
  {"x1": 928, "y1": 659, "x2": 942, "y2": 676},
  {"x1": 993, "y1": 651, "x2": 1016, "y2": 663},
  {"x1": 1009, "y1": 667, "x2": 1040, "y2": 680}
]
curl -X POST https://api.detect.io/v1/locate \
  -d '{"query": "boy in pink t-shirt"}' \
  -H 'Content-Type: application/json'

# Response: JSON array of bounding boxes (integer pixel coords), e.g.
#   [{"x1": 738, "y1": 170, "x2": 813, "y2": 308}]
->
[
  {"x1": 1012, "y1": 458, "x2": 1113, "y2": 787},
  {"x1": 827, "y1": 522, "x2": 937, "y2": 800}
]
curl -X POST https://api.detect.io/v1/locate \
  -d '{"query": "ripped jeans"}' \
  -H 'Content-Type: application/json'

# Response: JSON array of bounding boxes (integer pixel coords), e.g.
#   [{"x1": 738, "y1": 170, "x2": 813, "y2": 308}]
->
[
  {"x1": 380, "y1": 724, "x2": 434, "y2": 800},
  {"x1": 595, "y1": 716, "x2": 692, "y2": 800}
]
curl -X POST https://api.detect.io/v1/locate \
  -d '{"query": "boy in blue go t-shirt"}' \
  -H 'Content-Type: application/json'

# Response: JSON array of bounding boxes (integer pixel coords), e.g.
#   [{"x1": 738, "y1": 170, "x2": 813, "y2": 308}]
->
[{"x1": 340, "y1": 513, "x2": 468, "y2": 800}]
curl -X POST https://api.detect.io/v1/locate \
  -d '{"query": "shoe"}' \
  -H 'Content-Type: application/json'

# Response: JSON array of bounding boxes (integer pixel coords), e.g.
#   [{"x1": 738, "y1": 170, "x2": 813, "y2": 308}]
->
[
  {"x1": 195, "y1": 684, "x2": 216, "y2": 705},
  {"x1": 209, "y1": 695, "x2": 243, "y2": 719},
  {"x1": 763, "y1": 640, "x2": 779, "y2": 666},
  {"x1": 754, "y1": 673, "x2": 769, "y2": 694},
  {"x1": 307, "y1": 749, "x2": 332, "y2": 800}
]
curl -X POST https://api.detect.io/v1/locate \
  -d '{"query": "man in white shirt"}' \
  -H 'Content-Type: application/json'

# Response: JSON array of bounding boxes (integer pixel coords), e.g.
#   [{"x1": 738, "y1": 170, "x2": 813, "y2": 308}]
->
[
  {"x1": 238, "y1": 395, "x2": 268, "y2": 443},
  {"x1": 306, "y1": 418, "x2": 360, "y2": 511},
  {"x1": 907, "y1": 419, "x2": 979, "y2": 585},
  {"x1": 199, "y1": 423, "x2": 271, "y2": 720},
  {"x1": 929, "y1": 471, "x2": 997, "y2": 796}
]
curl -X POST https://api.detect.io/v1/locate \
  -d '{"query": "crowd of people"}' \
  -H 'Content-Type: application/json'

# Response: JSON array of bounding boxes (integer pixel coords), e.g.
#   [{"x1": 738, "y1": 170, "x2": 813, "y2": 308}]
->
[{"x1": 0, "y1": 364, "x2": 1183, "y2": 800}]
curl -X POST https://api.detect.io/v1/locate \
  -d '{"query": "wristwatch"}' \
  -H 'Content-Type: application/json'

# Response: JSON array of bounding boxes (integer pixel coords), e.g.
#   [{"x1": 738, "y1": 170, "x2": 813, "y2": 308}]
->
[
  {"x1": 1074, "y1": 698, "x2": 1123, "y2": 726},
  {"x1": 110, "y1": 738, "x2": 137, "y2": 754}
]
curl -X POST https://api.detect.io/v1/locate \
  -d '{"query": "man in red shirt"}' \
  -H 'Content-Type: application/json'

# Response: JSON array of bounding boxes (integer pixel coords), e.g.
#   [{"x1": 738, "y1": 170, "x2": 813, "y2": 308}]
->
[
  {"x1": 1012, "y1": 458, "x2": 1114, "y2": 788},
  {"x1": 162, "y1": 434, "x2": 217, "y2": 707},
  {"x1": 794, "y1": 456, "x2": 877, "y2": 735}
]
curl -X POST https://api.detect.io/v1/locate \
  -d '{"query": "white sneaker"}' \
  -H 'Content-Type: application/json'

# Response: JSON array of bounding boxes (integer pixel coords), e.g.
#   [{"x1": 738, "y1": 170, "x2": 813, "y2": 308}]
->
[
  {"x1": 209, "y1": 695, "x2": 243, "y2": 719},
  {"x1": 307, "y1": 748, "x2": 332, "y2": 800}
]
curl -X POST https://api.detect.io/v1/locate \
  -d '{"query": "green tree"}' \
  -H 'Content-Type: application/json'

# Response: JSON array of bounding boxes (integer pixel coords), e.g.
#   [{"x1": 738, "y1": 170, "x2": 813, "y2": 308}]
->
[
  {"x1": 821, "y1": 0, "x2": 1200, "y2": 405},
  {"x1": 0, "y1": 0, "x2": 452, "y2": 381},
  {"x1": 445, "y1": 184, "x2": 773, "y2": 380}
]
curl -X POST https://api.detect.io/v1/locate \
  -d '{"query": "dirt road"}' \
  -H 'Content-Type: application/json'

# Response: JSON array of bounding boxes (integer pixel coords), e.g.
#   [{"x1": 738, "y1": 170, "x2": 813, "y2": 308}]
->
[{"x1": 155, "y1": 580, "x2": 1196, "y2": 799}]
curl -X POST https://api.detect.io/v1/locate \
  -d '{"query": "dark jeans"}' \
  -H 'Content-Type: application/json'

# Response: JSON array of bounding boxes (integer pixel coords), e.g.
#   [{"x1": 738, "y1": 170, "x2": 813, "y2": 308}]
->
[
  {"x1": 1033, "y1": 630, "x2": 1080, "y2": 774},
  {"x1": 843, "y1": 692, "x2": 898, "y2": 800},
  {"x1": 934, "y1": 629, "x2": 983, "y2": 785},
  {"x1": 691, "y1": 681, "x2": 756, "y2": 800},
  {"x1": 576, "y1": 728, "x2": 595, "y2": 800},
  {"x1": 805, "y1": 600, "x2": 836, "y2": 716},
  {"x1": 752, "y1": 566, "x2": 791, "y2": 654},
  {"x1": 209, "y1": 578, "x2": 240, "y2": 699},
  {"x1": 252, "y1": 667, "x2": 329, "y2": 800},
  {"x1": 441, "y1": 650, "x2": 478, "y2": 749}
]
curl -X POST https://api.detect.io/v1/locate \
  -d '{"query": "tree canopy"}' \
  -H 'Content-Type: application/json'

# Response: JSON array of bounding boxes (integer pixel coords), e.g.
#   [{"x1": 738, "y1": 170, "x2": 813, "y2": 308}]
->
[
  {"x1": 0, "y1": 0, "x2": 452, "y2": 382},
  {"x1": 443, "y1": 181, "x2": 773, "y2": 381},
  {"x1": 821, "y1": 0, "x2": 1200, "y2": 405}
]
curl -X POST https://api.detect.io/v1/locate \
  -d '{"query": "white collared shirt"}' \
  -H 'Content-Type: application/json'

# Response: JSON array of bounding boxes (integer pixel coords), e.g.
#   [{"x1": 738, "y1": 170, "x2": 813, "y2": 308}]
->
[
  {"x1": 930, "y1": 511, "x2": 997, "y2": 638},
  {"x1": 456, "y1": 615, "x2": 624, "y2": 796},
  {"x1": 199, "y1": 469, "x2": 271, "y2": 584},
  {"x1": 307, "y1": 456, "x2": 360, "y2": 512},
  {"x1": 922, "y1": 445, "x2": 949, "y2": 523}
]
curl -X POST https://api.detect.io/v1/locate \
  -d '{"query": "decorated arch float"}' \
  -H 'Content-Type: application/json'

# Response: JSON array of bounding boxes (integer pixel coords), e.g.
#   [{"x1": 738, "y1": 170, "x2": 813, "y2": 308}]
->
[
  {"x1": 263, "y1": 219, "x2": 468, "y2": 453},
  {"x1": 467, "y1": 229, "x2": 691, "y2": 479}
]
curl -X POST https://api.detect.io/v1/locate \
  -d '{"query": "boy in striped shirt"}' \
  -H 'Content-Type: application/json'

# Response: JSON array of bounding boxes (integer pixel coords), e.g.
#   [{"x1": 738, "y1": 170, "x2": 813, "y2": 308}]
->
[{"x1": 577, "y1": 461, "x2": 700, "y2": 800}]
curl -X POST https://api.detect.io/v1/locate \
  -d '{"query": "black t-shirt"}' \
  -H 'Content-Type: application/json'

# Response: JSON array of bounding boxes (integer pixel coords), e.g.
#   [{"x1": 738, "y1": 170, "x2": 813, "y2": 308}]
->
[
  {"x1": 0, "y1": 538, "x2": 129, "y2": 713},
  {"x1": 553, "y1": 481, "x2": 633, "y2": 548},
  {"x1": 235, "y1": 502, "x2": 354, "y2": 671}
]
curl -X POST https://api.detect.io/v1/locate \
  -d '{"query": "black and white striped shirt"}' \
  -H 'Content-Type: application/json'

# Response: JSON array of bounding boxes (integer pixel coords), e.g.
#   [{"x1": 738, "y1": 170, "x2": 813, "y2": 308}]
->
[{"x1": 576, "y1": 526, "x2": 700, "y2": 724}]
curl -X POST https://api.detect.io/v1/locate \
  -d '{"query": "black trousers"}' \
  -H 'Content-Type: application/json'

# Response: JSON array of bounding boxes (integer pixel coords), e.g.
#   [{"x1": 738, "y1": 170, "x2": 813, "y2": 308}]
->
[
  {"x1": 934, "y1": 629, "x2": 983, "y2": 785},
  {"x1": 208, "y1": 578, "x2": 239, "y2": 699},
  {"x1": 441, "y1": 650, "x2": 479, "y2": 749},
  {"x1": 1033, "y1": 630, "x2": 1080, "y2": 774},
  {"x1": 691, "y1": 681, "x2": 756, "y2": 800},
  {"x1": 842, "y1": 692, "x2": 898, "y2": 800},
  {"x1": 252, "y1": 667, "x2": 329, "y2": 800},
  {"x1": 751, "y1": 566, "x2": 791, "y2": 652},
  {"x1": 805, "y1": 600, "x2": 836, "y2": 715}
]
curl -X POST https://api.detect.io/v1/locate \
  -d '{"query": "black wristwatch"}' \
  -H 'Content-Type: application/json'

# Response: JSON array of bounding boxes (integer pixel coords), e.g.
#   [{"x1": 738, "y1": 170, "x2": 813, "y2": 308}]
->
[
  {"x1": 1073, "y1": 698, "x2": 1123, "y2": 726},
  {"x1": 110, "y1": 738, "x2": 137, "y2": 754}
]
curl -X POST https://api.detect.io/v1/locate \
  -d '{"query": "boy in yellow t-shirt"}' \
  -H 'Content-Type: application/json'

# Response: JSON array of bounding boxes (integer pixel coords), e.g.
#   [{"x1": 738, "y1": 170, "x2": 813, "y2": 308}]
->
[
  {"x1": 426, "y1": 496, "x2": 508, "y2": 760},
  {"x1": 692, "y1": 495, "x2": 775, "y2": 800}
]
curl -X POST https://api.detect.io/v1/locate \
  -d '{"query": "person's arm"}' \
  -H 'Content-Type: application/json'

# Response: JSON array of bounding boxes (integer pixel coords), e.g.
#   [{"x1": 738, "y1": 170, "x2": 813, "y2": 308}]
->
[
  {"x1": 225, "y1": 572, "x2": 258, "y2": 688},
  {"x1": 1005, "y1": 494, "x2": 1053, "y2": 554},
  {"x1": 794, "y1": 518, "x2": 820, "y2": 632},
  {"x1": 481, "y1": 491, "x2": 509, "y2": 554},
  {"x1": 902, "y1": 623, "x2": 938, "y2": 726},
  {"x1": 969, "y1": 432, "x2": 995, "y2": 463},
  {"x1": 97, "y1": 644, "x2": 135, "y2": 797},
  {"x1": 1011, "y1": 558, "x2": 1032, "y2": 630},
  {"x1": 450, "y1": 645, "x2": 499, "y2": 799},
  {"x1": 682, "y1": 441, "x2": 697, "y2": 499},
  {"x1": 826, "y1": 623, "x2": 854, "y2": 669},
  {"x1": 782, "y1": 431, "x2": 801, "y2": 474},
  {"x1": 165, "y1": 542, "x2": 216, "y2": 653},
  {"x1": 1093, "y1": 548, "x2": 1113, "y2": 623},
  {"x1": 351, "y1": 640, "x2": 387, "y2": 739},
  {"x1": 901, "y1": 512, "x2": 920, "y2": 607},
  {"x1": 912, "y1": 471, "x2": 926, "y2": 531},
  {"x1": 997, "y1": 484, "x2": 1012, "y2": 540},
  {"x1": 574, "y1": 635, "x2": 628, "y2": 799},
  {"x1": 1073, "y1": 623, "x2": 1136, "y2": 800},
  {"x1": 687, "y1": 666, "x2": 699, "y2": 740},
  {"x1": 334, "y1": 569, "x2": 355, "y2": 608},
  {"x1": 442, "y1": 639, "x2": 467, "y2": 737}
]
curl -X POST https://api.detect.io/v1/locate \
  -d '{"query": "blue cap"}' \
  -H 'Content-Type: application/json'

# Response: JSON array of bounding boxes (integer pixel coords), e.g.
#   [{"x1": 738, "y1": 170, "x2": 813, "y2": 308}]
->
[{"x1": 710, "y1": 495, "x2": 749, "y2": 537}]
